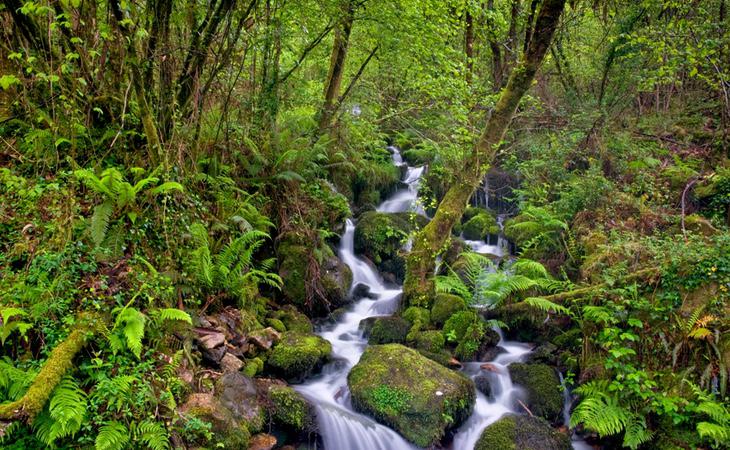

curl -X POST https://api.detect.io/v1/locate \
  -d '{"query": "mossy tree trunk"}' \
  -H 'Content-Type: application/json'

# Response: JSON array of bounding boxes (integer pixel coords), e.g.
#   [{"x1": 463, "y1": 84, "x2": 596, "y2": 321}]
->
[
  {"x1": 317, "y1": 0, "x2": 356, "y2": 135},
  {"x1": 0, "y1": 316, "x2": 99, "y2": 422},
  {"x1": 404, "y1": 0, "x2": 567, "y2": 307}
]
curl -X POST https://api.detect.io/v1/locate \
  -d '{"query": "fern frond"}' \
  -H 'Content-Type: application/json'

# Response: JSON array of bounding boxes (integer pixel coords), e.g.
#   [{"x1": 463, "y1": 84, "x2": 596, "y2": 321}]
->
[
  {"x1": 95, "y1": 421, "x2": 130, "y2": 450},
  {"x1": 91, "y1": 201, "x2": 114, "y2": 247},
  {"x1": 150, "y1": 181, "x2": 184, "y2": 196},
  {"x1": 34, "y1": 377, "x2": 87, "y2": 445},
  {"x1": 153, "y1": 308, "x2": 192, "y2": 324},
  {"x1": 113, "y1": 308, "x2": 146, "y2": 358},
  {"x1": 511, "y1": 258, "x2": 550, "y2": 279},
  {"x1": 135, "y1": 419, "x2": 170, "y2": 450},
  {"x1": 570, "y1": 394, "x2": 631, "y2": 437},
  {"x1": 522, "y1": 297, "x2": 571, "y2": 315},
  {"x1": 622, "y1": 416, "x2": 653, "y2": 449}
]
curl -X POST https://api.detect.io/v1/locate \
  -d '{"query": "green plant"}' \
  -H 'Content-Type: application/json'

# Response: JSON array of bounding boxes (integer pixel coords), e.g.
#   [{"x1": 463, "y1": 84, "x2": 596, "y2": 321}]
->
[
  {"x1": 74, "y1": 167, "x2": 183, "y2": 247},
  {"x1": 0, "y1": 307, "x2": 32, "y2": 346},
  {"x1": 189, "y1": 222, "x2": 282, "y2": 307},
  {"x1": 371, "y1": 385, "x2": 412, "y2": 415}
]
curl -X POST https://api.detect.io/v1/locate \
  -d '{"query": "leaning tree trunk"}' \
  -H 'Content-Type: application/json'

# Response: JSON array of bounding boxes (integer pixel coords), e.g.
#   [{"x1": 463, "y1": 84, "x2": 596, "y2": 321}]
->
[
  {"x1": 316, "y1": 0, "x2": 355, "y2": 135},
  {"x1": 404, "y1": 0, "x2": 567, "y2": 307}
]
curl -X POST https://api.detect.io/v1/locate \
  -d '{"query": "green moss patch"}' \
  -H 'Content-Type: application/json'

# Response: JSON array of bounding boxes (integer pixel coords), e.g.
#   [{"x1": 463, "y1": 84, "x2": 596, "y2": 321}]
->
[
  {"x1": 267, "y1": 332, "x2": 331, "y2": 382},
  {"x1": 347, "y1": 344, "x2": 475, "y2": 447}
]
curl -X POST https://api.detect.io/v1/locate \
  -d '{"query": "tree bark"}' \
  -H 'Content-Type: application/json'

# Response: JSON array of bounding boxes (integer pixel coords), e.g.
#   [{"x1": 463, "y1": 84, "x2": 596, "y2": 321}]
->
[
  {"x1": 317, "y1": 0, "x2": 356, "y2": 135},
  {"x1": 404, "y1": 0, "x2": 567, "y2": 307}
]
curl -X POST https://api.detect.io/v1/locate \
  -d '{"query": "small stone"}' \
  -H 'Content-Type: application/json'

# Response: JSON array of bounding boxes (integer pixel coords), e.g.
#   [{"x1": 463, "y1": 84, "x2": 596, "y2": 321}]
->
[
  {"x1": 474, "y1": 375, "x2": 492, "y2": 398},
  {"x1": 197, "y1": 331, "x2": 226, "y2": 349},
  {"x1": 248, "y1": 433, "x2": 277, "y2": 450},
  {"x1": 435, "y1": 390, "x2": 443, "y2": 396},
  {"x1": 480, "y1": 363, "x2": 500, "y2": 373},
  {"x1": 249, "y1": 327, "x2": 281, "y2": 350},
  {"x1": 220, "y1": 353, "x2": 244, "y2": 373}
]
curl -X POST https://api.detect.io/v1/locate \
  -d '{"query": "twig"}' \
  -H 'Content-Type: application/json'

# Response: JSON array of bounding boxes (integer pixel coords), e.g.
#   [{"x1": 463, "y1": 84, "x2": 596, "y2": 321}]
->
[{"x1": 517, "y1": 399, "x2": 534, "y2": 417}]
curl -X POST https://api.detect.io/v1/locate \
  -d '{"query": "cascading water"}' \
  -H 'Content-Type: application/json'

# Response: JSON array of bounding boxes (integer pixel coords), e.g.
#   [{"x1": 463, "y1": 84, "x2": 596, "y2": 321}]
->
[
  {"x1": 297, "y1": 145, "x2": 585, "y2": 449},
  {"x1": 295, "y1": 219, "x2": 416, "y2": 450},
  {"x1": 451, "y1": 329, "x2": 532, "y2": 449},
  {"x1": 377, "y1": 147, "x2": 426, "y2": 215}
]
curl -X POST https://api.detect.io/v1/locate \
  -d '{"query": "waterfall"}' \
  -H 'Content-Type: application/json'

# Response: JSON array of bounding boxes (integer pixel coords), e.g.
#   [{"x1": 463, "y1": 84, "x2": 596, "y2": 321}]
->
[
  {"x1": 294, "y1": 146, "x2": 421, "y2": 450},
  {"x1": 296, "y1": 145, "x2": 583, "y2": 449}
]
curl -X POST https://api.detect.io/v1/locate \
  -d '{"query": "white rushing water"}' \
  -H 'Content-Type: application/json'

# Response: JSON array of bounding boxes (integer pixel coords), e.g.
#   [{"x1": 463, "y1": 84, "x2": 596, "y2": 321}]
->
[
  {"x1": 377, "y1": 147, "x2": 426, "y2": 215},
  {"x1": 450, "y1": 330, "x2": 532, "y2": 449},
  {"x1": 296, "y1": 145, "x2": 586, "y2": 449}
]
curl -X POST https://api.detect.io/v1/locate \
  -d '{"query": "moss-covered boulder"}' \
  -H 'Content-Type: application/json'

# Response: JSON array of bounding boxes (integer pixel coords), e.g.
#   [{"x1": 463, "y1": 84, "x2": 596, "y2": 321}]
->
[
  {"x1": 354, "y1": 212, "x2": 413, "y2": 282},
  {"x1": 475, "y1": 414, "x2": 571, "y2": 450},
  {"x1": 267, "y1": 332, "x2": 332, "y2": 382},
  {"x1": 270, "y1": 305, "x2": 313, "y2": 334},
  {"x1": 277, "y1": 235, "x2": 352, "y2": 314},
  {"x1": 265, "y1": 384, "x2": 316, "y2": 434},
  {"x1": 431, "y1": 294, "x2": 467, "y2": 326},
  {"x1": 179, "y1": 392, "x2": 252, "y2": 448},
  {"x1": 411, "y1": 330, "x2": 446, "y2": 353},
  {"x1": 402, "y1": 306, "x2": 430, "y2": 327},
  {"x1": 462, "y1": 210, "x2": 499, "y2": 241},
  {"x1": 367, "y1": 316, "x2": 411, "y2": 345},
  {"x1": 348, "y1": 344, "x2": 475, "y2": 447},
  {"x1": 508, "y1": 363, "x2": 563, "y2": 423}
]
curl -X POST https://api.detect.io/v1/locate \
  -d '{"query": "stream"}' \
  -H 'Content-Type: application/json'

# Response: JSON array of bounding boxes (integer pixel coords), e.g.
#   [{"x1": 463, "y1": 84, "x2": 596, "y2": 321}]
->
[{"x1": 296, "y1": 147, "x2": 587, "y2": 449}]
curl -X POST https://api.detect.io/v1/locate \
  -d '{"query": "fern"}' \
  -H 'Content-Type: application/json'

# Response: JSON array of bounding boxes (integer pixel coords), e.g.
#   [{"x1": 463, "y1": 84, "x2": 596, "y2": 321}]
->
[
  {"x1": 91, "y1": 201, "x2": 114, "y2": 247},
  {"x1": 111, "y1": 307, "x2": 146, "y2": 358},
  {"x1": 135, "y1": 419, "x2": 170, "y2": 450},
  {"x1": 95, "y1": 421, "x2": 130, "y2": 450},
  {"x1": 0, "y1": 307, "x2": 32, "y2": 346},
  {"x1": 522, "y1": 297, "x2": 571, "y2": 315},
  {"x1": 34, "y1": 377, "x2": 87, "y2": 445},
  {"x1": 0, "y1": 357, "x2": 36, "y2": 401},
  {"x1": 152, "y1": 308, "x2": 192, "y2": 324}
]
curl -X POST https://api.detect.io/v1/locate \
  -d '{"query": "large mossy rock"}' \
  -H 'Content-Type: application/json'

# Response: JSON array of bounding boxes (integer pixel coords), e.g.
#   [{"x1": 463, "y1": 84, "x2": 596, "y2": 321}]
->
[
  {"x1": 508, "y1": 363, "x2": 563, "y2": 423},
  {"x1": 431, "y1": 293, "x2": 467, "y2": 326},
  {"x1": 277, "y1": 235, "x2": 352, "y2": 315},
  {"x1": 347, "y1": 344, "x2": 475, "y2": 447},
  {"x1": 461, "y1": 208, "x2": 499, "y2": 241},
  {"x1": 367, "y1": 316, "x2": 411, "y2": 345},
  {"x1": 354, "y1": 212, "x2": 424, "y2": 283},
  {"x1": 263, "y1": 384, "x2": 316, "y2": 434},
  {"x1": 475, "y1": 414, "x2": 571, "y2": 450},
  {"x1": 267, "y1": 332, "x2": 332, "y2": 382}
]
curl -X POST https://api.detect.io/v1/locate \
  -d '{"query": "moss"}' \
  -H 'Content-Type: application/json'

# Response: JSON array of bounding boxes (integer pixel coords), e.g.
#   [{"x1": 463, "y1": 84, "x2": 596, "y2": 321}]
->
[
  {"x1": 348, "y1": 344, "x2": 475, "y2": 447},
  {"x1": 368, "y1": 317, "x2": 410, "y2": 345},
  {"x1": 402, "y1": 306, "x2": 430, "y2": 327},
  {"x1": 266, "y1": 318, "x2": 286, "y2": 333},
  {"x1": 354, "y1": 211, "x2": 413, "y2": 282},
  {"x1": 401, "y1": 147, "x2": 435, "y2": 166},
  {"x1": 462, "y1": 212, "x2": 499, "y2": 240},
  {"x1": 267, "y1": 385, "x2": 314, "y2": 432},
  {"x1": 454, "y1": 322, "x2": 485, "y2": 361},
  {"x1": 267, "y1": 332, "x2": 331, "y2": 382},
  {"x1": 271, "y1": 305, "x2": 313, "y2": 334},
  {"x1": 243, "y1": 357, "x2": 264, "y2": 377},
  {"x1": 412, "y1": 330, "x2": 446, "y2": 353},
  {"x1": 508, "y1": 363, "x2": 563, "y2": 423},
  {"x1": 277, "y1": 241, "x2": 310, "y2": 306},
  {"x1": 442, "y1": 310, "x2": 480, "y2": 341},
  {"x1": 431, "y1": 294, "x2": 467, "y2": 327},
  {"x1": 552, "y1": 328, "x2": 582, "y2": 352},
  {"x1": 475, "y1": 414, "x2": 571, "y2": 450}
]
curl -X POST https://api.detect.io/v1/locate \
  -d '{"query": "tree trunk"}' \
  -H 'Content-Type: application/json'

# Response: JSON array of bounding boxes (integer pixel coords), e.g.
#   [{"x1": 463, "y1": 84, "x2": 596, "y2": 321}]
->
[
  {"x1": 317, "y1": 0, "x2": 355, "y2": 135},
  {"x1": 404, "y1": 0, "x2": 567, "y2": 307}
]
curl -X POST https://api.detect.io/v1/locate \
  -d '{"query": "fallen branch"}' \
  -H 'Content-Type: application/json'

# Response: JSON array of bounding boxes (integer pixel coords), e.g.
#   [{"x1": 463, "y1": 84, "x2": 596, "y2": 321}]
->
[
  {"x1": 517, "y1": 399, "x2": 534, "y2": 417},
  {"x1": 541, "y1": 268, "x2": 661, "y2": 304},
  {"x1": 0, "y1": 314, "x2": 101, "y2": 423}
]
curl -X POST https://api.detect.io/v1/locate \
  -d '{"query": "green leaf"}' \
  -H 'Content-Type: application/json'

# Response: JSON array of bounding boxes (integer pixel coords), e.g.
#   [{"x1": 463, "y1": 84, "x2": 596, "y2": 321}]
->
[{"x1": 0, "y1": 75, "x2": 20, "y2": 90}]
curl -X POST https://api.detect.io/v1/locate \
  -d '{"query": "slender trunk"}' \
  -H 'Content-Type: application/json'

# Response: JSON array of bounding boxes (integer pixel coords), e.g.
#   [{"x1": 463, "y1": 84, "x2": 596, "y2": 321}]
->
[
  {"x1": 317, "y1": 0, "x2": 355, "y2": 135},
  {"x1": 486, "y1": 0, "x2": 503, "y2": 90},
  {"x1": 404, "y1": 0, "x2": 567, "y2": 306}
]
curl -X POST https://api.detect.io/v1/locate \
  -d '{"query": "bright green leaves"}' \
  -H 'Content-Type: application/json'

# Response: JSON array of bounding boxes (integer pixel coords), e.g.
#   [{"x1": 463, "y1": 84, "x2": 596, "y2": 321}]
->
[
  {"x1": 0, "y1": 75, "x2": 20, "y2": 90},
  {"x1": 110, "y1": 306, "x2": 190, "y2": 359},
  {"x1": 0, "y1": 307, "x2": 32, "y2": 346},
  {"x1": 34, "y1": 377, "x2": 88, "y2": 446}
]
